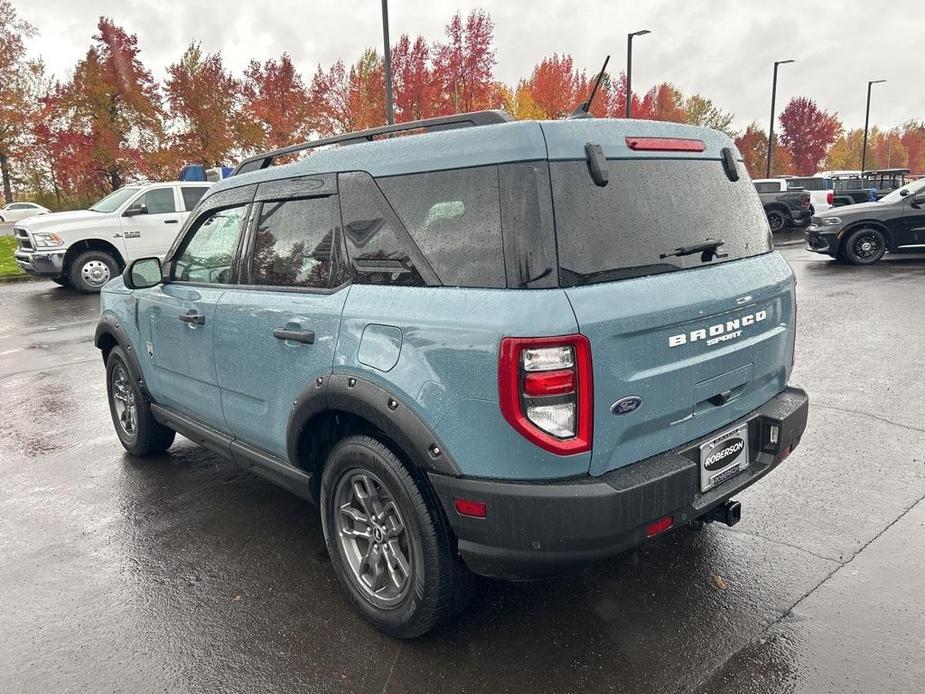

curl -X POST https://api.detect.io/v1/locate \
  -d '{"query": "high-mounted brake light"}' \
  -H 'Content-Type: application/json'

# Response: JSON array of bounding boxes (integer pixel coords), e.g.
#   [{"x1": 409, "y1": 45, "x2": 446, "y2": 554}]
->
[
  {"x1": 625, "y1": 137, "x2": 706, "y2": 152},
  {"x1": 499, "y1": 335, "x2": 593, "y2": 455}
]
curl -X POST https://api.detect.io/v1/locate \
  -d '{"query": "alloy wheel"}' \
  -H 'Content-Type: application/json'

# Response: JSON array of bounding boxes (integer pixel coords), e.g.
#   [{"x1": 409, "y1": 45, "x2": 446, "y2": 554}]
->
[
  {"x1": 333, "y1": 469, "x2": 413, "y2": 608},
  {"x1": 110, "y1": 363, "x2": 137, "y2": 436},
  {"x1": 854, "y1": 233, "x2": 881, "y2": 260}
]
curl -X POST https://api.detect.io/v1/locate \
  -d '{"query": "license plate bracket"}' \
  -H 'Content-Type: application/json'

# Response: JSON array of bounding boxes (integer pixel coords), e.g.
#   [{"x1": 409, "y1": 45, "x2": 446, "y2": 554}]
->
[{"x1": 700, "y1": 423, "x2": 749, "y2": 492}]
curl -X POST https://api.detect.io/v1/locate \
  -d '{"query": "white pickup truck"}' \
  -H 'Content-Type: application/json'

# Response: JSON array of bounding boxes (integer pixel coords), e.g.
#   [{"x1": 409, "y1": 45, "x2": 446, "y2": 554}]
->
[
  {"x1": 14, "y1": 181, "x2": 211, "y2": 292},
  {"x1": 753, "y1": 177, "x2": 834, "y2": 215}
]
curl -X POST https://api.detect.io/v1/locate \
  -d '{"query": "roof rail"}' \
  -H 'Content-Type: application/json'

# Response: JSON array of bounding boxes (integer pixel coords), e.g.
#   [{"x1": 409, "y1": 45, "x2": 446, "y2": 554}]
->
[{"x1": 231, "y1": 110, "x2": 513, "y2": 176}]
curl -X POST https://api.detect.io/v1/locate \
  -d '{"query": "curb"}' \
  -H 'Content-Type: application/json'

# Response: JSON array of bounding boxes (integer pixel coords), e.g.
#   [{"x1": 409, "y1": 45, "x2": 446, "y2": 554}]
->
[{"x1": 0, "y1": 274, "x2": 38, "y2": 285}]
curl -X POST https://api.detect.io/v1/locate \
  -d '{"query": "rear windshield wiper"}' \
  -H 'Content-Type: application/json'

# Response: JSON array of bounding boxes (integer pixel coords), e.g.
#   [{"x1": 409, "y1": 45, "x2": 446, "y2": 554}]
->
[{"x1": 659, "y1": 239, "x2": 727, "y2": 262}]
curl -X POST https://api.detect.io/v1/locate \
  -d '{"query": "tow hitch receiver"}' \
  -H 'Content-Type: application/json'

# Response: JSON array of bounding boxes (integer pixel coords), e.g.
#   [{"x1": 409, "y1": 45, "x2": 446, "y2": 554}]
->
[{"x1": 704, "y1": 500, "x2": 741, "y2": 527}]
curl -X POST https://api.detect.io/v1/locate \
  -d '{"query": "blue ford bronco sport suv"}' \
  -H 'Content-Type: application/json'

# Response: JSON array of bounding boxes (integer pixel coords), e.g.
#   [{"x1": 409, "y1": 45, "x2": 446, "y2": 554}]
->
[{"x1": 96, "y1": 110, "x2": 808, "y2": 638}]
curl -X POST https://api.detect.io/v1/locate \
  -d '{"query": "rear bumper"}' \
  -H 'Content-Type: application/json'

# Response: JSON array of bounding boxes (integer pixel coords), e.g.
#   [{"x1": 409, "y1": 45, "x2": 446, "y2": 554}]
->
[
  {"x1": 14, "y1": 249, "x2": 65, "y2": 277},
  {"x1": 429, "y1": 386, "x2": 808, "y2": 580},
  {"x1": 792, "y1": 208, "x2": 812, "y2": 227}
]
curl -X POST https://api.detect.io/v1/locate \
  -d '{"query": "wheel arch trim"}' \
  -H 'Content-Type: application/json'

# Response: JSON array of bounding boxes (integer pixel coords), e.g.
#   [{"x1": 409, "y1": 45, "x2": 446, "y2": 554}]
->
[
  {"x1": 286, "y1": 373, "x2": 461, "y2": 477},
  {"x1": 95, "y1": 312, "x2": 151, "y2": 400}
]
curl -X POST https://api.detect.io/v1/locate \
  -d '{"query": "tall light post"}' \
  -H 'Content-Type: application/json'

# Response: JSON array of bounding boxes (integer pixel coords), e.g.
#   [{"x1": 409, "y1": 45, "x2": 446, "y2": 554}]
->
[
  {"x1": 766, "y1": 59, "x2": 794, "y2": 178},
  {"x1": 381, "y1": 0, "x2": 394, "y2": 125},
  {"x1": 626, "y1": 29, "x2": 651, "y2": 118},
  {"x1": 861, "y1": 79, "x2": 886, "y2": 172}
]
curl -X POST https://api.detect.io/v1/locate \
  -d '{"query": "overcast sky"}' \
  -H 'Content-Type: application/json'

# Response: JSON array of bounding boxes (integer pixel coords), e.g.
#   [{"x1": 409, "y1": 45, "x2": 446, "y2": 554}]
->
[{"x1": 19, "y1": 0, "x2": 921, "y2": 132}]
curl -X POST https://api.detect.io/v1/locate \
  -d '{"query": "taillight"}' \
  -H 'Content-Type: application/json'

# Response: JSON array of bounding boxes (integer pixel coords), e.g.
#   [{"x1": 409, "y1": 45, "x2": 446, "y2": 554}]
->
[
  {"x1": 801, "y1": 194, "x2": 811, "y2": 208},
  {"x1": 826, "y1": 191, "x2": 834, "y2": 206},
  {"x1": 498, "y1": 335, "x2": 593, "y2": 455}
]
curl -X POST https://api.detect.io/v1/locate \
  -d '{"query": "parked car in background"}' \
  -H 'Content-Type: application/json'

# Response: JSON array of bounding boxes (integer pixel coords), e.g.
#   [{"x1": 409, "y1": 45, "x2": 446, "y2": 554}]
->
[
  {"x1": 783, "y1": 177, "x2": 834, "y2": 214},
  {"x1": 862, "y1": 168, "x2": 910, "y2": 199},
  {"x1": 96, "y1": 112, "x2": 807, "y2": 638},
  {"x1": 805, "y1": 178, "x2": 925, "y2": 264},
  {"x1": 753, "y1": 179, "x2": 812, "y2": 231},
  {"x1": 14, "y1": 181, "x2": 211, "y2": 292},
  {"x1": 0, "y1": 201, "x2": 50, "y2": 223},
  {"x1": 815, "y1": 170, "x2": 877, "y2": 207}
]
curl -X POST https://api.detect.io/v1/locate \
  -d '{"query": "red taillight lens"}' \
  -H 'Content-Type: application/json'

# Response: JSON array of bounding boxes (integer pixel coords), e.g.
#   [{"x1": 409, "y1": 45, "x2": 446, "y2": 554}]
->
[
  {"x1": 801, "y1": 194, "x2": 811, "y2": 208},
  {"x1": 523, "y1": 369, "x2": 575, "y2": 397},
  {"x1": 498, "y1": 334, "x2": 593, "y2": 455},
  {"x1": 625, "y1": 137, "x2": 706, "y2": 152},
  {"x1": 827, "y1": 191, "x2": 834, "y2": 206}
]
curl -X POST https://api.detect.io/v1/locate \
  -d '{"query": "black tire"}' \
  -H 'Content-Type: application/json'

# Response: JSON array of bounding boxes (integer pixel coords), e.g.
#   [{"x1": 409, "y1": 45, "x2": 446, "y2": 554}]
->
[
  {"x1": 52, "y1": 276, "x2": 70, "y2": 287},
  {"x1": 105, "y1": 346, "x2": 175, "y2": 456},
  {"x1": 68, "y1": 249, "x2": 119, "y2": 293},
  {"x1": 843, "y1": 228, "x2": 886, "y2": 265},
  {"x1": 320, "y1": 435, "x2": 472, "y2": 638},
  {"x1": 766, "y1": 209, "x2": 788, "y2": 233}
]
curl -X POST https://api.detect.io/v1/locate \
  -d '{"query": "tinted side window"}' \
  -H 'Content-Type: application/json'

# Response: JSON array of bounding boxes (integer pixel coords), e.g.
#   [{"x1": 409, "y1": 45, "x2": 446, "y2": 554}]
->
[
  {"x1": 138, "y1": 188, "x2": 177, "y2": 214},
  {"x1": 173, "y1": 206, "x2": 246, "y2": 284},
  {"x1": 754, "y1": 182, "x2": 778, "y2": 194},
  {"x1": 251, "y1": 197, "x2": 335, "y2": 289},
  {"x1": 338, "y1": 171, "x2": 428, "y2": 287},
  {"x1": 181, "y1": 186, "x2": 208, "y2": 211},
  {"x1": 377, "y1": 166, "x2": 505, "y2": 288}
]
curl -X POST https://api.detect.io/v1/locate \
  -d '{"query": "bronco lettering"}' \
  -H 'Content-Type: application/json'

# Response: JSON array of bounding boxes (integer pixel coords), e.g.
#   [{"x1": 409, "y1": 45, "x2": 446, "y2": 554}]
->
[{"x1": 668, "y1": 309, "x2": 767, "y2": 348}]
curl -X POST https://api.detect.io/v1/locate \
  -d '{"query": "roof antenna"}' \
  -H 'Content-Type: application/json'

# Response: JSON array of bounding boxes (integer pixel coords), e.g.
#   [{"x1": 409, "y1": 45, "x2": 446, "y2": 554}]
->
[{"x1": 568, "y1": 55, "x2": 610, "y2": 119}]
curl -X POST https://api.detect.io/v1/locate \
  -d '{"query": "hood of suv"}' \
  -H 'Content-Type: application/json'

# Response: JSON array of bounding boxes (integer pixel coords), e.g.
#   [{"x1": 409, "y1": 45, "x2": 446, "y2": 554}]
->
[{"x1": 17, "y1": 209, "x2": 110, "y2": 233}]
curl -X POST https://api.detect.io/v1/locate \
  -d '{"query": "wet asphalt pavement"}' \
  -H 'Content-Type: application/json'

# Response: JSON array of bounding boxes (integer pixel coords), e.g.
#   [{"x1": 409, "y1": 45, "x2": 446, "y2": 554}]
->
[{"x1": 1, "y1": 245, "x2": 924, "y2": 694}]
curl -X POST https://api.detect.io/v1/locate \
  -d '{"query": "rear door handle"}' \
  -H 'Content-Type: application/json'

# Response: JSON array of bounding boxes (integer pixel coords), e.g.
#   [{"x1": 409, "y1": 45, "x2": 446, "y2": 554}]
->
[
  {"x1": 164, "y1": 219, "x2": 179, "y2": 224},
  {"x1": 178, "y1": 309, "x2": 205, "y2": 325},
  {"x1": 273, "y1": 327, "x2": 315, "y2": 344}
]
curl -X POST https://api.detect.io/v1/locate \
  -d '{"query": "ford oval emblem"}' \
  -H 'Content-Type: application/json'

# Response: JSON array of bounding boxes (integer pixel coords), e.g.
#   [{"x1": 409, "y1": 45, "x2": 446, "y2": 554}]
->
[{"x1": 611, "y1": 396, "x2": 642, "y2": 416}]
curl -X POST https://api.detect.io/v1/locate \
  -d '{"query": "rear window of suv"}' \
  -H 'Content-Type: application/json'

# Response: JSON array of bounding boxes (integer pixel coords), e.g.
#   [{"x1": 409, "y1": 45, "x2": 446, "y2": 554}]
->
[{"x1": 551, "y1": 159, "x2": 772, "y2": 286}]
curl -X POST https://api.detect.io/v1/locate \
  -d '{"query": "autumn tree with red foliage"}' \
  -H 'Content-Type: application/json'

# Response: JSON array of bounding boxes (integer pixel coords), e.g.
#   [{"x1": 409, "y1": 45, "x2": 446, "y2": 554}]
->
[
  {"x1": 391, "y1": 35, "x2": 440, "y2": 121},
  {"x1": 778, "y1": 97, "x2": 842, "y2": 175},
  {"x1": 735, "y1": 123, "x2": 768, "y2": 178},
  {"x1": 166, "y1": 43, "x2": 241, "y2": 167},
  {"x1": 432, "y1": 10, "x2": 496, "y2": 114},
  {"x1": 49, "y1": 18, "x2": 162, "y2": 195},
  {"x1": 242, "y1": 53, "x2": 313, "y2": 151}
]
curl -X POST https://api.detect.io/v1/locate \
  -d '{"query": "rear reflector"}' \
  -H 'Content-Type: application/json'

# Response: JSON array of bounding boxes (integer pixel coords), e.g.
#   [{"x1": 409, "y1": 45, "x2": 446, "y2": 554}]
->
[
  {"x1": 625, "y1": 137, "x2": 706, "y2": 152},
  {"x1": 646, "y1": 516, "x2": 673, "y2": 538},
  {"x1": 454, "y1": 498, "x2": 487, "y2": 518}
]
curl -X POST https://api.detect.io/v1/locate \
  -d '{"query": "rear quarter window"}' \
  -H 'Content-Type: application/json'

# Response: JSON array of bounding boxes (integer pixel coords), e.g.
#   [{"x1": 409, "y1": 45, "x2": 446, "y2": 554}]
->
[
  {"x1": 377, "y1": 166, "x2": 506, "y2": 288},
  {"x1": 551, "y1": 158, "x2": 772, "y2": 286}
]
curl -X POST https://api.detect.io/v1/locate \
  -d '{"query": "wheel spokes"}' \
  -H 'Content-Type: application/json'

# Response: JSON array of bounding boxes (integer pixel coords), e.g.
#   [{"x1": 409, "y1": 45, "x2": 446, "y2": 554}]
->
[
  {"x1": 360, "y1": 542, "x2": 386, "y2": 592},
  {"x1": 352, "y1": 474, "x2": 383, "y2": 520},
  {"x1": 383, "y1": 540, "x2": 411, "y2": 591}
]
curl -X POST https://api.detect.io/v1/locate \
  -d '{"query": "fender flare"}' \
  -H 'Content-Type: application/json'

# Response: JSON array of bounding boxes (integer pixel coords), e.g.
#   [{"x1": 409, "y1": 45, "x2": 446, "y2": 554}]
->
[
  {"x1": 286, "y1": 373, "x2": 460, "y2": 477},
  {"x1": 94, "y1": 311, "x2": 151, "y2": 401}
]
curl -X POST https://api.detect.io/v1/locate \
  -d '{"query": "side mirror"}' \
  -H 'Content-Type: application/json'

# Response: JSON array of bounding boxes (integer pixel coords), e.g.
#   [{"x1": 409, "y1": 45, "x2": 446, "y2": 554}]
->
[
  {"x1": 913, "y1": 194, "x2": 925, "y2": 207},
  {"x1": 124, "y1": 203, "x2": 148, "y2": 217},
  {"x1": 123, "y1": 257, "x2": 163, "y2": 289}
]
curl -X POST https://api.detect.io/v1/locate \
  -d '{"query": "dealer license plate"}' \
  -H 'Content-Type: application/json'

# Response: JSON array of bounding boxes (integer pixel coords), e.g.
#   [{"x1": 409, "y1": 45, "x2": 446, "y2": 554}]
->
[{"x1": 699, "y1": 423, "x2": 749, "y2": 492}]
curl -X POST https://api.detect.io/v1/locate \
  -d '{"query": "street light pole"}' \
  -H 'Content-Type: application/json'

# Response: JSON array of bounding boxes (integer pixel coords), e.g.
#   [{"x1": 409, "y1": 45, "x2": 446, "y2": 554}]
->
[
  {"x1": 626, "y1": 29, "x2": 651, "y2": 118},
  {"x1": 861, "y1": 79, "x2": 886, "y2": 172},
  {"x1": 381, "y1": 0, "x2": 394, "y2": 125},
  {"x1": 766, "y1": 59, "x2": 794, "y2": 178}
]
